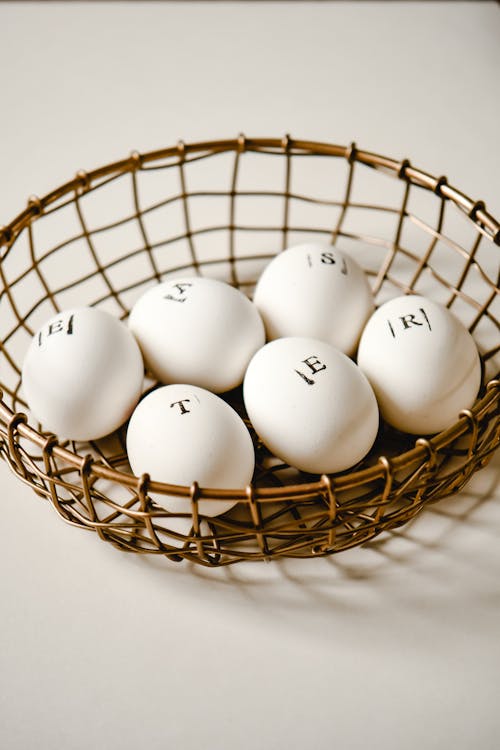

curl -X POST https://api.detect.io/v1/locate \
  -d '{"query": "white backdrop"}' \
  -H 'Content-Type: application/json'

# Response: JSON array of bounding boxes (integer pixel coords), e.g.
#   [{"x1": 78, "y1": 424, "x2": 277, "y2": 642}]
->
[{"x1": 1, "y1": 3, "x2": 499, "y2": 749}]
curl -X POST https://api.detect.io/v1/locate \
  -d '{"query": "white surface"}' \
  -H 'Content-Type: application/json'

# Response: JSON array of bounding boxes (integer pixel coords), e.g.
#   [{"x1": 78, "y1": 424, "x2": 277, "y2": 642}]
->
[{"x1": 1, "y1": 2, "x2": 499, "y2": 749}]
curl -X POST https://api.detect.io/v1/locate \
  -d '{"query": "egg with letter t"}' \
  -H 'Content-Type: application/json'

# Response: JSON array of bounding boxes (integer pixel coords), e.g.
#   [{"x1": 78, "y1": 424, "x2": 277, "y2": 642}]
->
[
  {"x1": 253, "y1": 243, "x2": 374, "y2": 356},
  {"x1": 126, "y1": 384, "x2": 255, "y2": 517},
  {"x1": 357, "y1": 294, "x2": 481, "y2": 434},
  {"x1": 243, "y1": 336, "x2": 379, "y2": 474}
]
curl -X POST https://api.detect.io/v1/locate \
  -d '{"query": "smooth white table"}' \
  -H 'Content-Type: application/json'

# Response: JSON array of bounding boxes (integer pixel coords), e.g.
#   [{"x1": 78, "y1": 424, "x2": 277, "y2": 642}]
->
[{"x1": 1, "y1": 3, "x2": 499, "y2": 749}]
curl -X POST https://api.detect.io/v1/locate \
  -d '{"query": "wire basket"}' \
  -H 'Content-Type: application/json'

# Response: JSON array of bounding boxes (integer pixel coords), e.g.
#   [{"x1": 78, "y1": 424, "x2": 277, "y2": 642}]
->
[{"x1": 0, "y1": 136, "x2": 499, "y2": 566}]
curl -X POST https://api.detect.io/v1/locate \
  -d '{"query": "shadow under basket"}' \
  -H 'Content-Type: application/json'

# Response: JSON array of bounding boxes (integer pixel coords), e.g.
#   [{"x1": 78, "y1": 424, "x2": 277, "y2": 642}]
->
[{"x1": 0, "y1": 136, "x2": 499, "y2": 566}]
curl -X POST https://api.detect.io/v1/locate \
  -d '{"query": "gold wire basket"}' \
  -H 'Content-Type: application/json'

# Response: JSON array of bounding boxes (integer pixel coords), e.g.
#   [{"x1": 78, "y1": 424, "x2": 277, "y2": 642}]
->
[{"x1": 0, "y1": 136, "x2": 499, "y2": 566}]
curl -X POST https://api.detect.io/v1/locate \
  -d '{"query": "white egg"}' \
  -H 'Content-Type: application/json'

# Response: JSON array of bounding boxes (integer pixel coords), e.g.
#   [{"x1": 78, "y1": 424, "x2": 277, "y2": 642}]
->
[
  {"x1": 126, "y1": 384, "x2": 255, "y2": 517},
  {"x1": 253, "y1": 243, "x2": 374, "y2": 356},
  {"x1": 243, "y1": 337, "x2": 379, "y2": 474},
  {"x1": 128, "y1": 277, "x2": 265, "y2": 393},
  {"x1": 22, "y1": 307, "x2": 144, "y2": 441},
  {"x1": 357, "y1": 295, "x2": 482, "y2": 434}
]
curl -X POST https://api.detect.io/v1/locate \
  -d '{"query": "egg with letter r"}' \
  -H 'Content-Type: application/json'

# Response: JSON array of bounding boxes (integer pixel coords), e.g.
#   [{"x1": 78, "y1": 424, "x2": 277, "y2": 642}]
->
[
  {"x1": 357, "y1": 295, "x2": 482, "y2": 434},
  {"x1": 253, "y1": 243, "x2": 374, "y2": 356}
]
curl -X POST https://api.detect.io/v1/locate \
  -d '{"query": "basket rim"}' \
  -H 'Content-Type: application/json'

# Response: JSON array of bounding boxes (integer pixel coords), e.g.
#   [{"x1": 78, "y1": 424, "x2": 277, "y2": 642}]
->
[
  {"x1": 1, "y1": 136, "x2": 499, "y2": 250},
  {"x1": 0, "y1": 135, "x2": 499, "y2": 503},
  {"x1": 0, "y1": 382, "x2": 499, "y2": 502}
]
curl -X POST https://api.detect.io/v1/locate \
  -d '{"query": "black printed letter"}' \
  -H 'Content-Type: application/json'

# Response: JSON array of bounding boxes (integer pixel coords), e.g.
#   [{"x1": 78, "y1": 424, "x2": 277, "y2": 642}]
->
[
  {"x1": 295, "y1": 355, "x2": 326, "y2": 385},
  {"x1": 170, "y1": 399, "x2": 191, "y2": 415},
  {"x1": 165, "y1": 283, "x2": 193, "y2": 303}
]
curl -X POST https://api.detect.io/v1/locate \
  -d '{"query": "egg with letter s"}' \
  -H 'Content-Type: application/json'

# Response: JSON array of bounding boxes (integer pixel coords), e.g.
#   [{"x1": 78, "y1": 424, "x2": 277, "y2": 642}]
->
[
  {"x1": 128, "y1": 276, "x2": 265, "y2": 393},
  {"x1": 243, "y1": 336, "x2": 379, "y2": 474},
  {"x1": 253, "y1": 243, "x2": 374, "y2": 356},
  {"x1": 126, "y1": 384, "x2": 255, "y2": 517},
  {"x1": 22, "y1": 306, "x2": 144, "y2": 441},
  {"x1": 357, "y1": 294, "x2": 482, "y2": 434}
]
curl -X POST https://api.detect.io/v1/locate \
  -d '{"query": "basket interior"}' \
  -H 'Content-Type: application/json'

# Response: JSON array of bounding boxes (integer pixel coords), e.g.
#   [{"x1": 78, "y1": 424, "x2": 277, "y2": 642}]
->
[{"x1": 0, "y1": 139, "x2": 498, "y2": 563}]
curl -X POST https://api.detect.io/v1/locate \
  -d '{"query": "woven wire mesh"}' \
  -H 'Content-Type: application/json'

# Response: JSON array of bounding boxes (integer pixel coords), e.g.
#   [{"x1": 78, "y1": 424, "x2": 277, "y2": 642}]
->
[{"x1": 0, "y1": 136, "x2": 499, "y2": 566}]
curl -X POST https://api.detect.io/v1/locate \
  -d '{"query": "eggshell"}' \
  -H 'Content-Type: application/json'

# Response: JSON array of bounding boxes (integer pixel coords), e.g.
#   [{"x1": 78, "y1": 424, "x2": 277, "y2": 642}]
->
[
  {"x1": 357, "y1": 295, "x2": 481, "y2": 434},
  {"x1": 126, "y1": 384, "x2": 255, "y2": 517},
  {"x1": 128, "y1": 277, "x2": 265, "y2": 393},
  {"x1": 22, "y1": 306, "x2": 144, "y2": 441},
  {"x1": 253, "y1": 243, "x2": 374, "y2": 356},
  {"x1": 243, "y1": 337, "x2": 379, "y2": 474}
]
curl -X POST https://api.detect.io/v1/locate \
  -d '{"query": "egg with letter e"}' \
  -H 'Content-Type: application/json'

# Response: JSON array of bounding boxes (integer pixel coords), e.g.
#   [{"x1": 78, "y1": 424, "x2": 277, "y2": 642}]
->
[
  {"x1": 243, "y1": 337, "x2": 379, "y2": 474},
  {"x1": 357, "y1": 294, "x2": 482, "y2": 434},
  {"x1": 128, "y1": 276, "x2": 265, "y2": 393},
  {"x1": 252, "y1": 243, "x2": 375, "y2": 356},
  {"x1": 126, "y1": 384, "x2": 255, "y2": 517},
  {"x1": 22, "y1": 306, "x2": 144, "y2": 441}
]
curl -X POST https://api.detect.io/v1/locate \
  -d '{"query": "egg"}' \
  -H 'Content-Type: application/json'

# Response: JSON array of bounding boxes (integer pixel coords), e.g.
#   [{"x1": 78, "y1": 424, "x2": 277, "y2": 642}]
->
[
  {"x1": 22, "y1": 306, "x2": 144, "y2": 441},
  {"x1": 128, "y1": 276, "x2": 265, "y2": 393},
  {"x1": 243, "y1": 337, "x2": 379, "y2": 474},
  {"x1": 126, "y1": 384, "x2": 255, "y2": 517},
  {"x1": 357, "y1": 294, "x2": 482, "y2": 434},
  {"x1": 253, "y1": 243, "x2": 374, "y2": 356}
]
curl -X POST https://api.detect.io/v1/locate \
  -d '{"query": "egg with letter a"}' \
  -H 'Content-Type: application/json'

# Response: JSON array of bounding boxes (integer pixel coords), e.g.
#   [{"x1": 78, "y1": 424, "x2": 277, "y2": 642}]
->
[
  {"x1": 357, "y1": 295, "x2": 482, "y2": 434},
  {"x1": 252, "y1": 243, "x2": 375, "y2": 356},
  {"x1": 22, "y1": 306, "x2": 144, "y2": 441},
  {"x1": 128, "y1": 276, "x2": 265, "y2": 393},
  {"x1": 243, "y1": 336, "x2": 379, "y2": 474},
  {"x1": 126, "y1": 384, "x2": 255, "y2": 517}
]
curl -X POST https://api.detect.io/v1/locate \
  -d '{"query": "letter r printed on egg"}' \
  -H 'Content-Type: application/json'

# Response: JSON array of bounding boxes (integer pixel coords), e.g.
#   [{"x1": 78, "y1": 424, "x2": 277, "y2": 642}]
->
[{"x1": 387, "y1": 307, "x2": 432, "y2": 338}]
